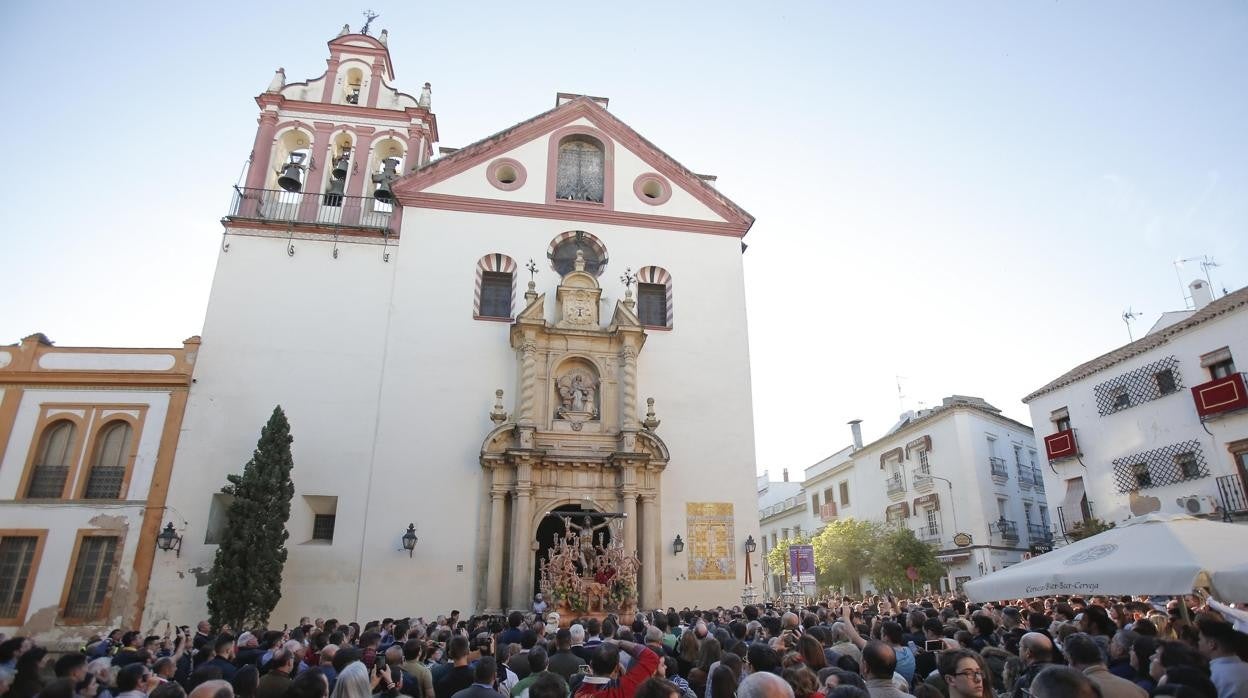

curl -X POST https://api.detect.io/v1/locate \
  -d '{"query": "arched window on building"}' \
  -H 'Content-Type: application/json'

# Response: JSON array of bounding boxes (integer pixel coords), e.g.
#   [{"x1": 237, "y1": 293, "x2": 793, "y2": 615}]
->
[
  {"x1": 636, "y1": 266, "x2": 672, "y2": 329},
  {"x1": 83, "y1": 421, "x2": 132, "y2": 500},
  {"x1": 475, "y1": 253, "x2": 517, "y2": 320},
  {"x1": 548, "y1": 231, "x2": 608, "y2": 277},
  {"x1": 555, "y1": 136, "x2": 605, "y2": 202},
  {"x1": 26, "y1": 420, "x2": 76, "y2": 499}
]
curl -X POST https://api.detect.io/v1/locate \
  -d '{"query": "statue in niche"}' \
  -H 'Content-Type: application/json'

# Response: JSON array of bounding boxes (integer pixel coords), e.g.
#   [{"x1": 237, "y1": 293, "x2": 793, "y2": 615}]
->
[{"x1": 556, "y1": 369, "x2": 598, "y2": 425}]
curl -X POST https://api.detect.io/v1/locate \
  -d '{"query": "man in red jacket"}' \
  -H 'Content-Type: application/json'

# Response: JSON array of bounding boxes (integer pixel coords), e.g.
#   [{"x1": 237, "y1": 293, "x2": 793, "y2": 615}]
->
[{"x1": 574, "y1": 640, "x2": 659, "y2": 698}]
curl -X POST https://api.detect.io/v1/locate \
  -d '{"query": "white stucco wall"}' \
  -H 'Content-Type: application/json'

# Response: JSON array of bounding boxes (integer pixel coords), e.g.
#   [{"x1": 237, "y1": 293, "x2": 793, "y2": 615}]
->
[{"x1": 1026, "y1": 307, "x2": 1248, "y2": 527}]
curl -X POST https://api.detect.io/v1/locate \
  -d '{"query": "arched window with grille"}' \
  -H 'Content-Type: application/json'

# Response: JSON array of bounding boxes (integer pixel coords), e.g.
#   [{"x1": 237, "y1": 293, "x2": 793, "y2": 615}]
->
[
  {"x1": 637, "y1": 265, "x2": 673, "y2": 329},
  {"x1": 82, "y1": 421, "x2": 133, "y2": 500},
  {"x1": 474, "y1": 253, "x2": 517, "y2": 320},
  {"x1": 26, "y1": 420, "x2": 76, "y2": 499},
  {"x1": 555, "y1": 136, "x2": 605, "y2": 203}
]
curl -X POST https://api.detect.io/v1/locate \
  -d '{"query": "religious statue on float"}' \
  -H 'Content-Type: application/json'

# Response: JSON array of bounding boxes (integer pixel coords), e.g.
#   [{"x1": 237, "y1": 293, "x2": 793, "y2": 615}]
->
[{"x1": 539, "y1": 512, "x2": 639, "y2": 617}]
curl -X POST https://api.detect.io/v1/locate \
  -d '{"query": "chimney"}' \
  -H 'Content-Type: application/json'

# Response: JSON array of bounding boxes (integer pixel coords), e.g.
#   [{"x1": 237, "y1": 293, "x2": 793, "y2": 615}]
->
[
  {"x1": 1190, "y1": 279, "x2": 1213, "y2": 310},
  {"x1": 849, "y1": 420, "x2": 863, "y2": 450},
  {"x1": 782, "y1": 468, "x2": 789, "y2": 482}
]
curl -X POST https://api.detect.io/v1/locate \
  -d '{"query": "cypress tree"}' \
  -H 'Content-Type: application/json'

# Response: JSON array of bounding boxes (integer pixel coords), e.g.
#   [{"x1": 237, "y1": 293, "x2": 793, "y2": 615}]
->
[{"x1": 207, "y1": 405, "x2": 295, "y2": 629}]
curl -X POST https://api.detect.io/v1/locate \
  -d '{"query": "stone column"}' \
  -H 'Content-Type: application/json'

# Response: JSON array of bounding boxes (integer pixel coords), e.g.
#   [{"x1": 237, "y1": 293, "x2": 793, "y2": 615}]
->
[
  {"x1": 621, "y1": 464, "x2": 638, "y2": 555},
  {"x1": 485, "y1": 486, "x2": 507, "y2": 613},
  {"x1": 509, "y1": 461, "x2": 534, "y2": 609},
  {"x1": 640, "y1": 493, "x2": 659, "y2": 609},
  {"x1": 621, "y1": 345, "x2": 638, "y2": 429},
  {"x1": 519, "y1": 340, "x2": 538, "y2": 425}
]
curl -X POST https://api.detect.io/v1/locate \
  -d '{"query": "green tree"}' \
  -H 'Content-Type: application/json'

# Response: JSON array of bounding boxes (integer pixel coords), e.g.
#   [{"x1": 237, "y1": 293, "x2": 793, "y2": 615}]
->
[
  {"x1": 1066, "y1": 516, "x2": 1115, "y2": 541},
  {"x1": 869, "y1": 525, "x2": 945, "y2": 593},
  {"x1": 812, "y1": 518, "x2": 880, "y2": 594},
  {"x1": 765, "y1": 534, "x2": 810, "y2": 584},
  {"x1": 207, "y1": 406, "x2": 295, "y2": 629}
]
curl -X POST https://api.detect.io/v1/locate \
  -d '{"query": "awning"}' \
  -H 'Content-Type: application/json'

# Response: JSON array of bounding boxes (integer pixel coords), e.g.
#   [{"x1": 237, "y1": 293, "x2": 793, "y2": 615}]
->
[
  {"x1": 880, "y1": 447, "x2": 904, "y2": 469},
  {"x1": 914, "y1": 493, "x2": 940, "y2": 511},
  {"x1": 1061, "y1": 477, "x2": 1087, "y2": 526},
  {"x1": 886, "y1": 502, "x2": 910, "y2": 519},
  {"x1": 1201, "y1": 347, "x2": 1233, "y2": 368},
  {"x1": 906, "y1": 435, "x2": 933, "y2": 456}
]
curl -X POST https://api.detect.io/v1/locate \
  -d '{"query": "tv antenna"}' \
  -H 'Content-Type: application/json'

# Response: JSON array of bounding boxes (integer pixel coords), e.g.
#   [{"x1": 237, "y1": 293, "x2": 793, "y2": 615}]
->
[
  {"x1": 1122, "y1": 308, "x2": 1142, "y2": 342},
  {"x1": 1173, "y1": 255, "x2": 1220, "y2": 307},
  {"x1": 895, "y1": 375, "x2": 906, "y2": 412}
]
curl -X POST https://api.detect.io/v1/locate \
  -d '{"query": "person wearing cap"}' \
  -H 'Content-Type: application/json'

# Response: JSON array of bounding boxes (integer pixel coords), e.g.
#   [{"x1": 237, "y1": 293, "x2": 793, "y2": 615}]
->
[{"x1": 1197, "y1": 615, "x2": 1248, "y2": 698}]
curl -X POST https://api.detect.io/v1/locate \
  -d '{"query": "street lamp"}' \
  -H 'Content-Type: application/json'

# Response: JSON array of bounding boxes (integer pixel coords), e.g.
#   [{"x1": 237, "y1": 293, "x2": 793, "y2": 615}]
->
[
  {"x1": 744, "y1": 535, "x2": 757, "y2": 554},
  {"x1": 672, "y1": 535, "x2": 684, "y2": 555},
  {"x1": 401, "y1": 524, "x2": 418, "y2": 557},
  {"x1": 156, "y1": 522, "x2": 183, "y2": 557}
]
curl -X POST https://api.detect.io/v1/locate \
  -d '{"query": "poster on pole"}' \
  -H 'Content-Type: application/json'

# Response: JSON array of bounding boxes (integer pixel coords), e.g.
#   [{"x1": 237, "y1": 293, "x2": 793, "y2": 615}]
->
[{"x1": 788, "y1": 544, "x2": 816, "y2": 584}]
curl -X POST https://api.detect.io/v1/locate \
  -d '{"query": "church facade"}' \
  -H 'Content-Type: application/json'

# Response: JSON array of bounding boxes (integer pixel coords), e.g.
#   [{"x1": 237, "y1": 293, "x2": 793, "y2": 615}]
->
[{"x1": 143, "y1": 26, "x2": 761, "y2": 622}]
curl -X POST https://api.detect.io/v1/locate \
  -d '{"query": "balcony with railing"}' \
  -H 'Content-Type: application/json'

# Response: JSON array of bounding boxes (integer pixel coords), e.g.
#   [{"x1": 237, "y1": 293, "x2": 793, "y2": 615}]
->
[
  {"x1": 915, "y1": 522, "x2": 942, "y2": 546},
  {"x1": 1017, "y1": 463, "x2": 1033, "y2": 489},
  {"x1": 819, "y1": 502, "x2": 839, "y2": 522},
  {"x1": 1027, "y1": 523, "x2": 1053, "y2": 545},
  {"x1": 759, "y1": 495, "x2": 807, "y2": 521},
  {"x1": 1217, "y1": 474, "x2": 1248, "y2": 515},
  {"x1": 225, "y1": 186, "x2": 398, "y2": 234},
  {"x1": 912, "y1": 467, "x2": 934, "y2": 491},
  {"x1": 993, "y1": 518, "x2": 1019, "y2": 542},
  {"x1": 989, "y1": 457, "x2": 1009, "y2": 483},
  {"x1": 885, "y1": 473, "x2": 906, "y2": 496},
  {"x1": 1033, "y1": 469, "x2": 1046, "y2": 491},
  {"x1": 1192, "y1": 373, "x2": 1248, "y2": 420}
]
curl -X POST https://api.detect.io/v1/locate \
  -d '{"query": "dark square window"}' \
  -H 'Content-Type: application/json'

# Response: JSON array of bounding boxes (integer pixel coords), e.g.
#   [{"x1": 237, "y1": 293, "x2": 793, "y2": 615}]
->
[
  {"x1": 1175, "y1": 452, "x2": 1200, "y2": 480},
  {"x1": 1111, "y1": 388, "x2": 1131, "y2": 410},
  {"x1": 839, "y1": 481, "x2": 850, "y2": 506},
  {"x1": 1132, "y1": 463, "x2": 1151, "y2": 489},
  {"x1": 638, "y1": 282, "x2": 667, "y2": 327},
  {"x1": 479, "y1": 272, "x2": 512, "y2": 319},
  {"x1": 1055, "y1": 416, "x2": 1071, "y2": 432},
  {"x1": 312, "y1": 514, "x2": 336, "y2": 542},
  {"x1": 1155, "y1": 370, "x2": 1177, "y2": 395}
]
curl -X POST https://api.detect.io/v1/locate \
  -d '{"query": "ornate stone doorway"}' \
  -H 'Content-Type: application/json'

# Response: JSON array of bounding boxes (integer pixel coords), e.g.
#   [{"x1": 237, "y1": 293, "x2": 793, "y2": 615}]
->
[{"x1": 533, "y1": 504, "x2": 613, "y2": 594}]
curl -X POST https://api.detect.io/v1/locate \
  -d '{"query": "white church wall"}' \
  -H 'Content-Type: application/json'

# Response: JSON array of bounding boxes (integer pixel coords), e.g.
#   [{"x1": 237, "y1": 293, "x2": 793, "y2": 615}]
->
[{"x1": 146, "y1": 232, "x2": 400, "y2": 624}]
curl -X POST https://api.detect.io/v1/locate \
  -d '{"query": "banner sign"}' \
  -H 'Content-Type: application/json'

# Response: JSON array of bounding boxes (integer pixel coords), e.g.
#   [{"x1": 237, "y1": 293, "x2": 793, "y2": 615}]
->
[{"x1": 788, "y1": 544, "x2": 816, "y2": 584}]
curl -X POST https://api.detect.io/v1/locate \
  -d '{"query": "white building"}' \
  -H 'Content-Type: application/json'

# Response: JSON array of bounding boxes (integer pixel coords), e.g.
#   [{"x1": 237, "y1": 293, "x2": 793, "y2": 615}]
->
[
  {"x1": 757, "y1": 397, "x2": 1051, "y2": 595},
  {"x1": 756, "y1": 469, "x2": 807, "y2": 596},
  {"x1": 1024, "y1": 282, "x2": 1248, "y2": 535},
  {"x1": 0, "y1": 333, "x2": 195, "y2": 646},
  {"x1": 144, "y1": 25, "x2": 762, "y2": 623}
]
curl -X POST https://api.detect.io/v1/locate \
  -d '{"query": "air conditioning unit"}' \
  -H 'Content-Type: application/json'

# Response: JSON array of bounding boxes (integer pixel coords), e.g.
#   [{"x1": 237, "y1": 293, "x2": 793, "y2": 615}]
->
[{"x1": 1176, "y1": 495, "x2": 1221, "y2": 515}]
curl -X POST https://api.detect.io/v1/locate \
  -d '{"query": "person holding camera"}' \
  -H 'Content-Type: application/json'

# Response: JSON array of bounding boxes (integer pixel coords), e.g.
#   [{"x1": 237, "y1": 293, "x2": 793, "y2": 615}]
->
[{"x1": 574, "y1": 640, "x2": 659, "y2": 698}]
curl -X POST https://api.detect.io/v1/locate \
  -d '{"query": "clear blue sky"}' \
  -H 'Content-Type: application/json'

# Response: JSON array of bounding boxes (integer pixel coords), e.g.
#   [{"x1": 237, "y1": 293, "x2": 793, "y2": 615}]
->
[{"x1": 2, "y1": 2, "x2": 1245, "y2": 473}]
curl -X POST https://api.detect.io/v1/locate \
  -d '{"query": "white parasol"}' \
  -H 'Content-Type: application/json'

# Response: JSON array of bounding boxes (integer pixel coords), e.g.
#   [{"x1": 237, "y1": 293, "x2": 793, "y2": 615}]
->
[{"x1": 964, "y1": 513, "x2": 1248, "y2": 602}]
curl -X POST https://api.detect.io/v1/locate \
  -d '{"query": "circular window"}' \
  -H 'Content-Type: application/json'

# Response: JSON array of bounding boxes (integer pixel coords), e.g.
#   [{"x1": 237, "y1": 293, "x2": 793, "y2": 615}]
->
[
  {"x1": 487, "y1": 158, "x2": 527, "y2": 191},
  {"x1": 548, "y1": 231, "x2": 607, "y2": 277},
  {"x1": 633, "y1": 173, "x2": 671, "y2": 205}
]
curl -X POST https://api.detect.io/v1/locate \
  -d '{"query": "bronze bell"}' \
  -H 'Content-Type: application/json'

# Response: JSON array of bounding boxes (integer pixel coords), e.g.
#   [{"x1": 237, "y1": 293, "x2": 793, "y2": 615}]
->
[{"x1": 372, "y1": 157, "x2": 400, "y2": 202}]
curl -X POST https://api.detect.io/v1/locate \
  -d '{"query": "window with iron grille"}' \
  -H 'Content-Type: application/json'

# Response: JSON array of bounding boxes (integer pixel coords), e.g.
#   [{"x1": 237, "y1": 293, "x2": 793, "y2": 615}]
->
[
  {"x1": 479, "y1": 272, "x2": 512, "y2": 319},
  {"x1": 1093, "y1": 356, "x2": 1184, "y2": 416},
  {"x1": 1155, "y1": 370, "x2": 1178, "y2": 395},
  {"x1": 638, "y1": 282, "x2": 667, "y2": 327},
  {"x1": 1112, "y1": 440, "x2": 1209, "y2": 493},
  {"x1": 84, "y1": 421, "x2": 132, "y2": 499},
  {"x1": 26, "y1": 420, "x2": 76, "y2": 499},
  {"x1": 555, "y1": 137, "x2": 604, "y2": 202},
  {"x1": 312, "y1": 515, "x2": 336, "y2": 542},
  {"x1": 0, "y1": 537, "x2": 39, "y2": 620},
  {"x1": 64, "y1": 536, "x2": 117, "y2": 620}
]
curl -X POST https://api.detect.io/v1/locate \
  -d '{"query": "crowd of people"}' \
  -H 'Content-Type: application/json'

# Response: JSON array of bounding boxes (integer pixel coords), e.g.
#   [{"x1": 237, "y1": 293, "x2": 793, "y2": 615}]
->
[{"x1": 0, "y1": 592, "x2": 1245, "y2": 698}]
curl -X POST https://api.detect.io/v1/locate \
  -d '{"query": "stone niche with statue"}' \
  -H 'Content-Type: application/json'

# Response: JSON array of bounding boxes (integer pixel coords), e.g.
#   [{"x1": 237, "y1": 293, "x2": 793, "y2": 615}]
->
[{"x1": 478, "y1": 251, "x2": 670, "y2": 614}]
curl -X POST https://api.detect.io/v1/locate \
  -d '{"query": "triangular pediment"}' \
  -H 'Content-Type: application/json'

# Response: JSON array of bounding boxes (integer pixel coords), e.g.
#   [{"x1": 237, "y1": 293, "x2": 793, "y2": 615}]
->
[{"x1": 392, "y1": 97, "x2": 754, "y2": 237}]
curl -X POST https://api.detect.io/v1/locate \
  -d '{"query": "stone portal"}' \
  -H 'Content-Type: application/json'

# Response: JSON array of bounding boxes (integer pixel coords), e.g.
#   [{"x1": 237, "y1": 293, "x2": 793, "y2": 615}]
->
[{"x1": 479, "y1": 253, "x2": 669, "y2": 613}]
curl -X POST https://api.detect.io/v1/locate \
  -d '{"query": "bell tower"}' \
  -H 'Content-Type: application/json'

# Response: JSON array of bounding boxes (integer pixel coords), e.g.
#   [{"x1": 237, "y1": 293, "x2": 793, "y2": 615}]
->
[{"x1": 230, "y1": 22, "x2": 437, "y2": 237}]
